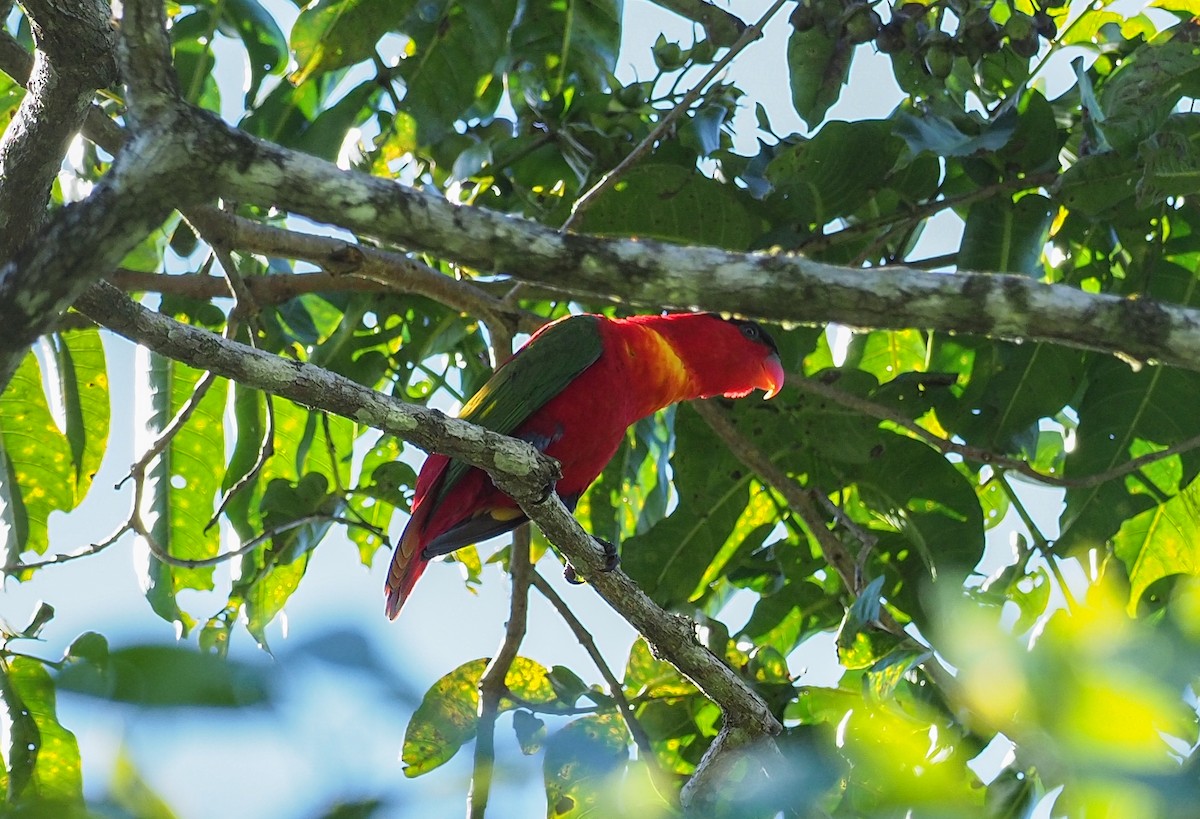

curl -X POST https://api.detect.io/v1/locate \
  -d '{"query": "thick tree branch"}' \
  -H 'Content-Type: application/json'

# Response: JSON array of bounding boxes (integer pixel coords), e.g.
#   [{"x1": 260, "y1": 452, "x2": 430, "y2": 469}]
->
[
  {"x1": 0, "y1": 0, "x2": 115, "y2": 261},
  {"x1": 187, "y1": 116, "x2": 1200, "y2": 374}
]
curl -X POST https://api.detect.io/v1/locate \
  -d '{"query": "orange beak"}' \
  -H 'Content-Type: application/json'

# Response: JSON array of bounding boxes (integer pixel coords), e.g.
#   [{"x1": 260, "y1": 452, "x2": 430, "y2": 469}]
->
[{"x1": 762, "y1": 353, "x2": 785, "y2": 399}]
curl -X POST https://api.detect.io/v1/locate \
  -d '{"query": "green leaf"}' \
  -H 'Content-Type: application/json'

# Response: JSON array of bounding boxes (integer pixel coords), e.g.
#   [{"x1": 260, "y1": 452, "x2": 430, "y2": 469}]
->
[
  {"x1": 765, "y1": 121, "x2": 905, "y2": 228},
  {"x1": 857, "y1": 437, "x2": 986, "y2": 583},
  {"x1": 786, "y1": 27, "x2": 851, "y2": 127},
  {"x1": 403, "y1": 657, "x2": 557, "y2": 776},
  {"x1": 958, "y1": 194, "x2": 1052, "y2": 276},
  {"x1": 1096, "y1": 34, "x2": 1200, "y2": 154},
  {"x1": 622, "y1": 405, "x2": 755, "y2": 606},
  {"x1": 0, "y1": 350, "x2": 78, "y2": 560},
  {"x1": 1061, "y1": 262, "x2": 1200, "y2": 552},
  {"x1": 396, "y1": 0, "x2": 520, "y2": 143},
  {"x1": 220, "y1": 0, "x2": 287, "y2": 103},
  {"x1": 543, "y1": 713, "x2": 629, "y2": 818},
  {"x1": 1, "y1": 656, "x2": 83, "y2": 806},
  {"x1": 289, "y1": 0, "x2": 405, "y2": 84},
  {"x1": 1135, "y1": 113, "x2": 1200, "y2": 208},
  {"x1": 508, "y1": 0, "x2": 621, "y2": 99},
  {"x1": 624, "y1": 637, "x2": 696, "y2": 698},
  {"x1": 1112, "y1": 463, "x2": 1200, "y2": 612},
  {"x1": 583, "y1": 164, "x2": 765, "y2": 250},
  {"x1": 893, "y1": 106, "x2": 1018, "y2": 158},
  {"x1": 57, "y1": 644, "x2": 270, "y2": 707},
  {"x1": 1058, "y1": 151, "x2": 1139, "y2": 217},
  {"x1": 237, "y1": 474, "x2": 336, "y2": 648},
  {"x1": 843, "y1": 329, "x2": 928, "y2": 383},
  {"x1": 140, "y1": 353, "x2": 227, "y2": 634},
  {"x1": 48, "y1": 328, "x2": 109, "y2": 498},
  {"x1": 931, "y1": 339, "x2": 1087, "y2": 453}
]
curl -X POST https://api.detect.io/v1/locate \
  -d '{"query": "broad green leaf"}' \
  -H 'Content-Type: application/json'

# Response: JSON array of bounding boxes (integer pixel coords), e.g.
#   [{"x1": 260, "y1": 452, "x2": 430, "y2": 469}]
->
[
  {"x1": 865, "y1": 648, "x2": 931, "y2": 700},
  {"x1": 843, "y1": 329, "x2": 928, "y2": 382},
  {"x1": 1136, "y1": 114, "x2": 1200, "y2": 208},
  {"x1": 48, "y1": 328, "x2": 109, "y2": 499},
  {"x1": 396, "y1": 0, "x2": 520, "y2": 143},
  {"x1": 508, "y1": 0, "x2": 621, "y2": 99},
  {"x1": 1058, "y1": 149, "x2": 1143, "y2": 218},
  {"x1": 624, "y1": 637, "x2": 696, "y2": 699},
  {"x1": 893, "y1": 106, "x2": 1018, "y2": 158},
  {"x1": 766, "y1": 121, "x2": 904, "y2": 228},
  {"x1": 1061, "y1": 262, "x2": 1200, "y2": 552},
  {"x1": 238, "y1": 474, "x2": 336, "y2": 648},
  {"x1": 838, "y1": 700, "x2": 983, "y2": 813},
  {"x1": 1112, "y1": 462, "x2": 1200, "y2": 612},
  {"x1": 1, "y1": 656, "x2": 83, "y2": 806},
  {"x1": 1096, "y1": 34, "x2": 1200, "y2": 155},
  {"x1": 931, "y1": 339, "x2": 1086, "y2": 453},
  {"x1": 0, "y1": 350, "x2": 77, "y2": 560},
  {"x1": 171, "y1": 14, "x2": 220, "y2": 109},
  {"x1": 403, "y1": 657, "x2": 557, "y2": 776},
  {"x1": 139, "y1": 352, "x2": 227, "y2": 634},
  {"x1": 857, "y1": 436, "x2": 986, "y2": 583},
  {"x1": 349, "y1": 436, "x2": 414, "y2": 563},
  {"x1": 58, "y1": 644, "x2": 270, "y2": 707},
  {"x1": 958, "y1": 194, "x2": 1052, "y2": 276},
  {"x1": 622, "y1": 405, "x2": 755, "y2": 606},
  {"x1": 220, "y1": 0, "x2": 287, "y2": 103},
  {"x1": 580, "y1": 413, "x2": 667, "y2": 547},
  {"x1": 786, "y1": 27, "x2": 851, "y2": 128},
  {"x1": 583, "y1": 164, "x2": 765, "y2": 250},
  {"x1": 543, "y1": 713, "x2": 628, "y2": 818},
  {"x1": 0, "y1": 71, "x2": 23, "y2": 121},
  {"x1": 695, "y1": 486, "x2": 777, "y2": 594},
  {"x1": 289, "y1": 0, "x2": 405, "y2": 84}
]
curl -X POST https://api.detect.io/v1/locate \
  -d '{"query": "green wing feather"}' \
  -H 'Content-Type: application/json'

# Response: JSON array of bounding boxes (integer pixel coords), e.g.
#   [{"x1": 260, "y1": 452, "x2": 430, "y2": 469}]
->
[{"x1": 434, "y1": 315, "x2": 604, "y2": 505}]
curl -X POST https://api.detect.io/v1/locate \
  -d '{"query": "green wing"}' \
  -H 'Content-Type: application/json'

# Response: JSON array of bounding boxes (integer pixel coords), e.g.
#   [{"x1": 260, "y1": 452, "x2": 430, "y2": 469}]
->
[{"x1": 434, "y1": 314, "x2": 604, "y2": 505}]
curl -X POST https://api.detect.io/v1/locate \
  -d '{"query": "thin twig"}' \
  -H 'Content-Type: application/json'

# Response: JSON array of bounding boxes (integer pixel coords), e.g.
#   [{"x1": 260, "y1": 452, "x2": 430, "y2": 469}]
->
[
  {"x1": 141, "y1": 514, "x2": 382, "y2": 569},
  {"x1": 561, "y1": 0, "x2": 788, "y2": 231},
  {"x1": 469, "y1": 525, "x2": 533, "y2": 819},
  {"x1": 529, "y1": 570, "x2": 665, "y2": 783},
  {"x1": 3, "y1": 522, "x2": 130, "y2": 574}
]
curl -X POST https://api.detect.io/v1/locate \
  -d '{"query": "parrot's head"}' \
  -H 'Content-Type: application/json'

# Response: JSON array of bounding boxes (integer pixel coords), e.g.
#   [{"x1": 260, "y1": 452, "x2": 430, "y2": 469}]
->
[
  {"x1": 647, "y1": 312, "x2": 785, "y2": 400},
  {"x1": 709, "y1": 315, "x2": 785, "y2": 400}
]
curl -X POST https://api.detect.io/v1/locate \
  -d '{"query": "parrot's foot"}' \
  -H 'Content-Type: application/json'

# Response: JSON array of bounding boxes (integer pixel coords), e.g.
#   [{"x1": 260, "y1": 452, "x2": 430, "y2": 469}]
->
[{"x1": 563, "y1": 538, "x2": 620, "y2": 585}]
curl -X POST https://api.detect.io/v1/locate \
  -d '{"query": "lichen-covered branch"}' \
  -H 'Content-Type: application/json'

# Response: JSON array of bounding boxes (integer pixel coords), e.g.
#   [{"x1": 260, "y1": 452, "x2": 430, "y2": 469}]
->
[
  {"x1": 198, "y1": 120, "x2": 1200, "y2": 373},
  {"x1": 0, "y1": 0, "x2": 115, "y2": 261}
]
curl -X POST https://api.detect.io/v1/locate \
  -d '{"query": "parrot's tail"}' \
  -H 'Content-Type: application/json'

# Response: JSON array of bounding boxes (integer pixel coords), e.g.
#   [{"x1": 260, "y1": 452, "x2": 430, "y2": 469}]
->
[{"x1": 385, "y1": 516, "x2": 429, "y2": 619}]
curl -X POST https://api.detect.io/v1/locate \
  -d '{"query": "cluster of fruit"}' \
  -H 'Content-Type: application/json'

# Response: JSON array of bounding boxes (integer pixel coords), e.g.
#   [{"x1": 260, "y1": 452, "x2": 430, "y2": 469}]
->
[{"x1": 791, "y1": 0, "x2": 1064, "y2": 78}]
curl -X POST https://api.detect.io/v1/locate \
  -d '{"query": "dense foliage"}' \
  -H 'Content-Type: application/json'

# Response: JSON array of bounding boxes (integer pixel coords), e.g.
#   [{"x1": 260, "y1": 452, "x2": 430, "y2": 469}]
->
[{"x1": 2, "y1": 0, "x2": 1200, "y2": 815}]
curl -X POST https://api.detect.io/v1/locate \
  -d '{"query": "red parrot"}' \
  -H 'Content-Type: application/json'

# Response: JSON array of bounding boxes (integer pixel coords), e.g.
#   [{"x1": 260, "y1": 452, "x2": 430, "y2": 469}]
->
[{"x1": 385, "y1": 311, "x2": 785, "y2": 618}]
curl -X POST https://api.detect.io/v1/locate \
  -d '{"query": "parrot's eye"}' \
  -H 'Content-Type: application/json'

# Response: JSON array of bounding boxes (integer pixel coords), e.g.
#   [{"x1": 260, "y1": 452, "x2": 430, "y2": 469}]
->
[{"x1": 740, "y1": 324, "x2": 760, "y2": 341}]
